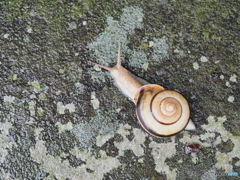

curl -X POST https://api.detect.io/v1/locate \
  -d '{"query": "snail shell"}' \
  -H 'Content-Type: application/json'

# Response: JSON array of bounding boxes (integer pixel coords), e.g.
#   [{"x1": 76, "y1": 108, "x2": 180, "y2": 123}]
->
[
  {"x1": 134, "y1": 85, "x2": 190, "y2": 137},
  {"x1": 89, "y1": 42, "x2": 195, "y2": 137}
]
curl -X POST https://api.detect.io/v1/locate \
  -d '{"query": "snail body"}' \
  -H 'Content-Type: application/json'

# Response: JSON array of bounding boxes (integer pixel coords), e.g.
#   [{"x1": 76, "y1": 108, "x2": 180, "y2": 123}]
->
[{"x1": 90, "y1": 42, "x2": 196, "y2": 137}]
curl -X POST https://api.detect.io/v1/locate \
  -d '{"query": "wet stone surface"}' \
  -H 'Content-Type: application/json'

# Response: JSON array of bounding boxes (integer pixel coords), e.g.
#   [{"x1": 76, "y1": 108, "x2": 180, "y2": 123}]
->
[{"x1": 0, "y1": 0, "x2": 240, "y2": 180}]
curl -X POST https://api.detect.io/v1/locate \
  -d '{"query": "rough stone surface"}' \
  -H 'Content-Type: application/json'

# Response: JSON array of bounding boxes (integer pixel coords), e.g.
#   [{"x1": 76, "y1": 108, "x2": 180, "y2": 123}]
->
[{"x1": 0, "y1": 1, "x2": 239, "y2": 180}]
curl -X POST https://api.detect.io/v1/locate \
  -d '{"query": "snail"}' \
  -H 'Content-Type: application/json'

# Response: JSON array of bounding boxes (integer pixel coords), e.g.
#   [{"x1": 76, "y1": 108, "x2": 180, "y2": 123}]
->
[{"x1": 90, "y1": 42, "x2": 196, "y2": 137}]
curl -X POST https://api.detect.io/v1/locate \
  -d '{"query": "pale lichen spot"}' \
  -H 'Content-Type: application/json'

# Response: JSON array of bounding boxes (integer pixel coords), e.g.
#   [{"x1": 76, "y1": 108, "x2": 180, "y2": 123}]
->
[
  {"x1": 178, "y1": 159, "x2": 183, "y2": 163},
  {"x1": 138, "y1": 157, "x2": 144, "y2": 163},
  {"x1": 180, "y1": 131, "x2": 214, "y2": 150},
  {"x1": 220, "y1": 75, "x2": 224, "y2": 80},
  {"x1": 207, "y1": 115, "x2": 215, "y2": 122},
  {"x1": 142, "y1": 62, "x2": 149, "y2": 71},
  {"x1": 132, "y1": 128, "x2": 146, "y2": 145},
  {"x1": 149, "y1": 138, "x2": 177, "y2": 180},
  {"x1": 93, "y1": 64, "x2": 102, "y2": 71},
  {"x1": 12, "y1": 74, "x2": 18, "y2": 80},
  {"x1": 193, "y1": 62, "x2": 199, "y2": 70},
  {"x1": 82, "y1": 21, "x2": 87, "y2": 26},
  {"x1": 113, "y1": 124, "x2": 146, "y2": 157},
  {"x1": 229, "y1": 74, "x2": 237, "y2": 82},
  {"x1": 56, "y1": 122, "x2": 73, "y2": 133},
  {"x1": 29, "y1": 81, "x2": 41, "y2": 93},
  {"x1": 3, "y1": 95, "x2": 15, "y2": 103},
  {"x1": 228, "y1": 96, "x2": 234, "y2": 102},
  {"x1": 138, "y1": 17, "x2": 143, "y2": 22},
  {"x1": 174, "y1": 48, "x2": 179, "y2": 54},
  {"x1": 30, "y1": 140, "x2": 87, "y2": 180},
  {"x1": 39, "y1": 93, "x2": 47, "y2": 100},
  {"x1": 37, "y1": 107, "x2": 44, "y2": 116},
  {"x1": 65, "y1": 103, "x2": 76, "y2": 113},
  {"x1": 3, "y1": 34, "x2": 10, "y2": 39},
  {"x1": 57, "y1": 102, "x2": 66, "y2": 114},
  {"x1": 215, "y1": 152, "x2": 233, "y2": 172},
  {"x1": 57, "y1": 102, "x2": 75, "y2": 114},
  {"x1": 191, "y1": 153, "x2": 198, "y2": 164},
  {"x1": 8, "y1": 74, "x2": 18, "y2": 80},
  {"x1": 200, "y1": 56, "x2": 208, "y2": 62},
  {"x1": 28, "y1": 101, "x2": 36, "y2": 116},
  {"x1": 189, "y1": 78, "x2": 194, "y2": 83},
  {"x1": 30, "y1": 94, "x2": 37, "y2": 99},
  {"x1": 225, "y1": 81, "x2": 230, "y2": 87},
  {"x1": 0, "y1": 169, "x2": 12, "y2": 179},
  {"x1": 34, "y1": 128, "x2": 43, "y2": 140},
  {"x1": 0, "y1": 120, "x2": 16, "y2": 163},
  {"x1": 96, "y1": 133, "x2": 114, "y2": 147},
  {"x1": 149, "y1": 41, "x2": 154, "y2": 47},
  {"x1": 115, "y1": 108, "x2": 121, "y2": 113},
  {"x1": 235, "y1": 160, "x2": 240, "y2": 166},
  {"x1": 91, "y1": 92, "x2": 100, "y2": 109},
  {"x1": 27, "y1": 27, "x2": 33, "y2": 33},
  {"x1": 201, "y1": 168, "x2": 217, "y2": 180},
  {"x1": 68, "y1": 22, "x2": 77, "y2": 30},
  {"x1": 88, "y1": 6, "x2": 144, "y2": 67},
  {"x1": 201, "y1": 115, "x2": 240, "y2": 173},
  {"x1": 55, "y1": 90, "x2": 62, "y2": 95},
  {"x1": 59, "y1": 69, "x2": 65, "y2": 74}
]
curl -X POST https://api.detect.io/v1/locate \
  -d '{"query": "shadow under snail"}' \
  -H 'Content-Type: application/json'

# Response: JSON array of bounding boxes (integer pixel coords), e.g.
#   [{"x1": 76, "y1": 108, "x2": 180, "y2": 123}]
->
[{"x1": 90, "y1": 42, "x2": 196, "y2": 137}]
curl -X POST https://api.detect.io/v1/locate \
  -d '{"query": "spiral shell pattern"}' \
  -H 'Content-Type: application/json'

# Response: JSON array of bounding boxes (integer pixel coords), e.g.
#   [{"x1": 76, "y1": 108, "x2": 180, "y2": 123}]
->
[{"x1": 135, "y1": 84, "x2": 190, "y2": 137}]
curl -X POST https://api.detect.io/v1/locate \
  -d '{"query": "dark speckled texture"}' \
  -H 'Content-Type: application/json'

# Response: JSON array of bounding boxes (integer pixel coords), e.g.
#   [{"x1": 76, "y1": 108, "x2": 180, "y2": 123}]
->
[{"x1": 0, "y1": 0, "x2": 239, "y2": 179}]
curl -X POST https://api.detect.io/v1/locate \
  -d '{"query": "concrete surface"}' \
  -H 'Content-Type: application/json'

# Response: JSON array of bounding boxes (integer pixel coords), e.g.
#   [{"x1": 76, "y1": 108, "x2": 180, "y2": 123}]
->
[{"x1": 0, "y1": 0, "x2": 239, "y2": 180}]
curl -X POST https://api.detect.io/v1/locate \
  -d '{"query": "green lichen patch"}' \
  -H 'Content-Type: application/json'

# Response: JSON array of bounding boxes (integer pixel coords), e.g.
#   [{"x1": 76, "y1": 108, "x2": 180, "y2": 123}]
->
[
  {"x1": 1, "y1": 0, "x2": 240, "y2": 179},
  {"x1": 56, "y1": 122, "x2": 73, "y2": 133},
  {"x1": 71, "y1": 109, "x2": 120, "y2": 149},
  {"x1": 0, "y1": 120, "x2": 16, "y2": 163},
  {"x1": 3, "y1": 95, "x2": 15, "y2": 103},
  {"x1": 88, "y1": 6, "x2": 170, "y2": 72},
  {"x1": 176, "y1": 115, "x2": 240, "y2": 178},
  {"x1": 202, "y1": 116, "x2": 240, "y2": 173},
  {"x1": 114, "y1": 124, "x2": 147, "y2": 157},
  {"x1": 30, "y1": 140, "x2": 120, "y2": 180},
  {"x1": 88, "y1": 6, "x2": 144, "y2": 67},
  {"x1": 149, "y1": 138, "x2": 178, "y2": 179},
  {"x1": 29, "y1": 80, "x2": 41, "y2": 93},
  {"x1": 30, "y1": 138, "x2": 121, "y2": 180},
  {"x1": 90, "y1": 91, "x2": 100, "y2": 109},
  {"x1": 57, "y1": 102, "x2": 76, "y2": 114}
]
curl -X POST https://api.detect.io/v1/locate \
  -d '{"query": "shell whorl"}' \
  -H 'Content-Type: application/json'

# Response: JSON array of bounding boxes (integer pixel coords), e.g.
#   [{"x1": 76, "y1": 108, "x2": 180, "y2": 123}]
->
[{"x1": 135, "y1": 84, "x2": 190, "y2": 137}]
